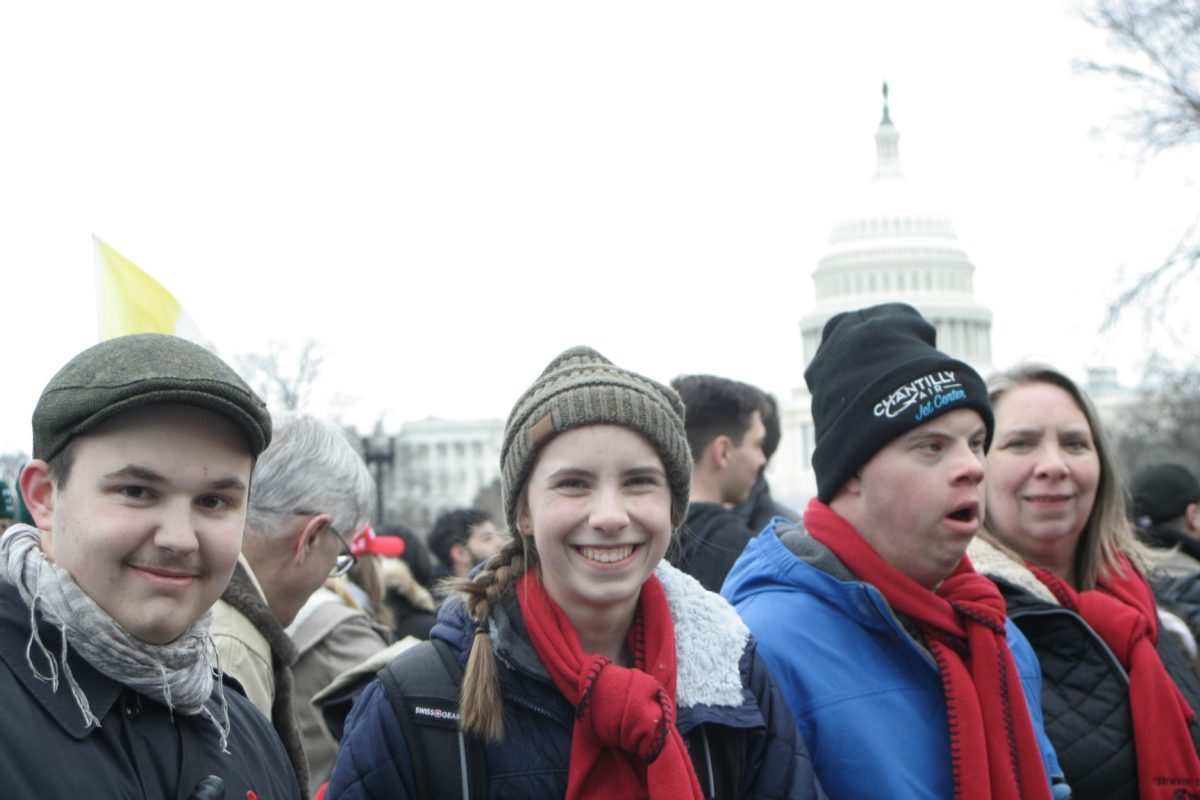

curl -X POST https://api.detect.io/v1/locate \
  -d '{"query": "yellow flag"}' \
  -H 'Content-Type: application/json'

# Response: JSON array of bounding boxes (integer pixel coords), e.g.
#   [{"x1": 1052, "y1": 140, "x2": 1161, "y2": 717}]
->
[{"x1": 94, "y1": 236, "x2": 204, "y2": 342}]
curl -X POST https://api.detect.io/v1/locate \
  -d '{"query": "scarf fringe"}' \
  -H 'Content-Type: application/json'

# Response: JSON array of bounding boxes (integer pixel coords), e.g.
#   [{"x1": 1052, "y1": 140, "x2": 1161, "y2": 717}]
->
[{"x1": 2, "y1": 525, "x2": 227, "y2": 745}]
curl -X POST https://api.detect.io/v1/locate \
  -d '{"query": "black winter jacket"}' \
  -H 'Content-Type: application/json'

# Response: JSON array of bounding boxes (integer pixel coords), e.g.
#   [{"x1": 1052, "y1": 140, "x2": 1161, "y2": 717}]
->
[
  {"x1": 1156, "y1": 567, "x2": 1200, "y2": 623},
  {"x1": 970, "y1": 540, "x2": 1200, "y2": 800},
  {"x1": 0, "y1": 577, "x2": 301, "y2": 799},
  {"x1": 670, "y1": 502, "x2": 757, "y2": 592},
  {"x1": 731, "y1": 475, "x2": 800, "y2": 536}
]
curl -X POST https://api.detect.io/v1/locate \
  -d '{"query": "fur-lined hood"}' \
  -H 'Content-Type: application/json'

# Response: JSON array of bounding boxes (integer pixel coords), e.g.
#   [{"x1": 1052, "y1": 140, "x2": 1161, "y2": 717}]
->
[
  {"x1": 966, "y1": 537, "x2": 1058, "y2": 605},
  {"x1": 444, "y1": 561, "x2": 751, "y2": 712},
  {"x1": 379, "y1": 557, "x2": 436, "y2": 613}
]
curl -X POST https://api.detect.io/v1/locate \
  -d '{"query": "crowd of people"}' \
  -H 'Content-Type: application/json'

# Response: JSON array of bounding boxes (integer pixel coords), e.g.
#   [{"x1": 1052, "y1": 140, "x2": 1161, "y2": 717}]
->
[{"x1": 2, "y1": 301, "x2": 1200, "y2": 798}]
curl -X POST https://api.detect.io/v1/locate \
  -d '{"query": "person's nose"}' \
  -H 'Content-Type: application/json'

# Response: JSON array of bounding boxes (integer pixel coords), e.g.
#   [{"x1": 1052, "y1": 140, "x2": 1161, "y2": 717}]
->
[
  {"x1": 154, "y1": 499, "x2": 201, "y2": 556},
  {"x1": 952, "y1": 441, "x2": 985, "y2": 486},
  {"x1": 589, "y1": 484, "x2": 630, "y2": 535},
  {"x1": 1033, "y1": 446, "x2": 1070, "y2": 481}
]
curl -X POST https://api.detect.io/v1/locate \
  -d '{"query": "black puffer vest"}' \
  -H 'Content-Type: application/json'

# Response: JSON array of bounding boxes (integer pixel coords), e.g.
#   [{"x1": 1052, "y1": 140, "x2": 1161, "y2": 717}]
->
[{"x1": 997, "y1": 577, "x2": 1200, "y2": 800}]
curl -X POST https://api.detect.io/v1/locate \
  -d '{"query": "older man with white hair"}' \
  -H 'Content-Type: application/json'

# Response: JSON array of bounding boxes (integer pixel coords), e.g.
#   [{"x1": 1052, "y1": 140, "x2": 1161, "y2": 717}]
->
[{"x1": 212, "y1": 413, "x2": 374, "y2": 798}]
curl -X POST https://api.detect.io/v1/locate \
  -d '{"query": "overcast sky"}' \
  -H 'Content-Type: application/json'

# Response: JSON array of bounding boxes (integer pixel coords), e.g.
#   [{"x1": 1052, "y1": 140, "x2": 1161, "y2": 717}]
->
[{"x1": 2, "y1": 1, "x2": 1196, "y2": 455}]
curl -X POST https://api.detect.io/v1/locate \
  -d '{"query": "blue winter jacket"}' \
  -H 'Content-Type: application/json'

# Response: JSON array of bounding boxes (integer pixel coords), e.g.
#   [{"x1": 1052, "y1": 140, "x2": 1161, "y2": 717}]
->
[
  {"x1": 328, "y1": 561, "x2": 820, "y2": 799},
  {"x1": 722, "y1": 521, "x2": 1066, "y2": 800}
]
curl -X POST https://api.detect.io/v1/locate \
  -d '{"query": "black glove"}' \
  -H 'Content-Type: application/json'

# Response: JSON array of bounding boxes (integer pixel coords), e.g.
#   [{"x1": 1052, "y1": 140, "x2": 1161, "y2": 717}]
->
[{"x1": 186, "y1": 775, "x2": 225, "y2": 800}]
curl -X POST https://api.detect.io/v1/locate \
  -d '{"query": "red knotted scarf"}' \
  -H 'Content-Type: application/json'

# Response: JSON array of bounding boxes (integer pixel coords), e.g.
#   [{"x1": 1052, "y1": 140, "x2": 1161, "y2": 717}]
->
[
  {"x1": 1030, "y1": 557, "x2": 1200, "y2": 799},
  {"x1": 805, "y1": 499, "x2": 1051, "y2": 800},
  {"x1": 516, "y1": 571, "x2": 704, "y2": 800}
]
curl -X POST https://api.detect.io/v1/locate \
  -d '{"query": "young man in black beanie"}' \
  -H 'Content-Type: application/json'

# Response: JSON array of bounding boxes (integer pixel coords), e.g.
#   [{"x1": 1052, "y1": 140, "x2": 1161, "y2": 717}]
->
[
  {"x1": 0, "y1": 334, "x2": 300, "y2": 797},
  {"x1": 722, "y1": 303, "x2": 1068, "y2": 799}
]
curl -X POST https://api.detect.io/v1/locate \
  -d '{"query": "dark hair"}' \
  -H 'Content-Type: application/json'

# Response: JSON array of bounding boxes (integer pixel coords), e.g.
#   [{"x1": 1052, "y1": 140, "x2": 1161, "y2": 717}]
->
[
  {"x1": 670, "y1": 375, "x2": 766, "y2": 462},
  {"x1": 428, "y1": 508, "x2": 491, "y2": 570},
  {"x1": 380, "y1": 524, "x2": 435, "y2": 589},
  {"x1": 46, "y1": 437, "x2": 79, "y2": 489},
  {"x1": 759, "y1": 392, "x2": 782, "y2": 462}
]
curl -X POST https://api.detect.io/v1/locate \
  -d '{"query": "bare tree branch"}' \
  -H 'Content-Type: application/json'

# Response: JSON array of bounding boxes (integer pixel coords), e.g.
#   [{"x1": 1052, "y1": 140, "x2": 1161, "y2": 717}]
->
[
  {"x1": 1115, "y1": 354, "x2": 1200, "y2": 476},
  {"x1": 237, "y1": 339, "x2": 324, "y2": 412},
  {"x1": 1102, "y1": 221, "x2": 1200, "y2": 329},
  {"x1": 1077, "y1": 0, "x2": 1200, "y2": 326}
]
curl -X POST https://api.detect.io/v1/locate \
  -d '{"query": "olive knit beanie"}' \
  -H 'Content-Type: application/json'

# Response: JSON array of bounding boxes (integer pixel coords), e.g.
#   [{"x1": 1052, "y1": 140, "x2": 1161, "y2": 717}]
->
[{"x1": 500, "y1": 346, "x2": 692, "y2": 531}]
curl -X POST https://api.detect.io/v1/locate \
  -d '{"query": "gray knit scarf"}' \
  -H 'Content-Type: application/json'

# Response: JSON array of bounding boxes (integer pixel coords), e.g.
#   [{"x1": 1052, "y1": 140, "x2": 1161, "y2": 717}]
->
[{"x1": 0, "y1": 524, "x2": 230, "y2": 750}]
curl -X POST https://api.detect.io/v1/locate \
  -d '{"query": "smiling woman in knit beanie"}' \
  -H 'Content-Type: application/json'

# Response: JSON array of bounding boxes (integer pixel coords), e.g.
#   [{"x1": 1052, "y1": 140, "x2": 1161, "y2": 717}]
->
[{"x1": 327, "y1": 346, "x2": 819, "y2": 799}]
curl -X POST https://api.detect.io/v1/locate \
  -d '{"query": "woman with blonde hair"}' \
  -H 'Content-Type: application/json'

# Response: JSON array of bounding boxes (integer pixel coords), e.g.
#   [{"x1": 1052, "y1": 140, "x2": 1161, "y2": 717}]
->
[
  {"x1": 968, "y1": 364, "x2": 1200, "y2": 799},
  {"x1": 327, "y1": 346, "x2": 818, "y2": 799}
]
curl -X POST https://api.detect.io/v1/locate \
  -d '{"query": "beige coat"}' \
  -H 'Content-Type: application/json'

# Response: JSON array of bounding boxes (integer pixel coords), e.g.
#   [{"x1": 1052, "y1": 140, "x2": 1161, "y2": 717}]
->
[
  {"x1": 287, "y1": 585, "x2": 390, "y2": 795},
  {"x1": 211, "y1": 555, "x2": 275, "y2": 716}
]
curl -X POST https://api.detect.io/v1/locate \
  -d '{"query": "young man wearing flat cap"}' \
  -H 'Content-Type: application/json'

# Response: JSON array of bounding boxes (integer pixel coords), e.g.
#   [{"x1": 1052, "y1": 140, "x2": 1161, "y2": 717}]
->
[
  {"x1": 723, "y1": 303, "x2": 1068, "y2": 799},
  {"x1": 0, "y1": 333, "x2": 300, "y2": 798}
]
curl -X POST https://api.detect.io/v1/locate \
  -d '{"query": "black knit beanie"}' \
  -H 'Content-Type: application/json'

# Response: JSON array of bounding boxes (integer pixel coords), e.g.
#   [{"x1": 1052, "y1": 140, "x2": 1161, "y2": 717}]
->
[
  {"x1": 501, "y1": 346, "x2": 692, "y2": 532},
  {"x1": 805, "y1": 303, "x2": 993, "y2": 503},
  {"x1": 1132, "y1": 463, "x2": 1200, "y2": 526}
]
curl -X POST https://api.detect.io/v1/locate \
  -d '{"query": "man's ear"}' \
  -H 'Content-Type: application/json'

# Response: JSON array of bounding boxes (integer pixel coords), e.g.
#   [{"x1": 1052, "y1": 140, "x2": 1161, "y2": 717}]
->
[
  {"x1": 449, "y1": 541, "x2": 470, "y2": 568},
  {"x1": 19, "y1": 460, "x2": 56, "y2": 530},
  {"x1": 1186, "y1": 502, "x2": 1200, "y2": 536},
  {"x1": 841, "y1": 471, "x2": 865, "y2": 497},
  {"x1": 294, "y1": 513, "x2": 331, "y2": 565},
  {"x1": 705, "y1": 435, "x2": 732, "y2": 470}
]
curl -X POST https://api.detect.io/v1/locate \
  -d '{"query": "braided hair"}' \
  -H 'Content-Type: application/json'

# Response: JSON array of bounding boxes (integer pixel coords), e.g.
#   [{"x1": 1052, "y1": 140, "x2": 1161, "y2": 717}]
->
[
  {"x1": 454, "y1": 346, "x2": 692, "y2": 743},
  {"x1": 447, "y1": 534, "x2": 537, "y2": 742}
]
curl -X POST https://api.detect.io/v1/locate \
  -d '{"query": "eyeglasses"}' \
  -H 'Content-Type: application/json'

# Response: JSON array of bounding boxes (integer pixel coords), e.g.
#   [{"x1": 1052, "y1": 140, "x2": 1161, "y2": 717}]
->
[
  {"x1": 323, "y1": 522, "x2": 357, "y2": 578},
  {"x1": 255, "y1": 506, "x2": 357, "y2": 578}
]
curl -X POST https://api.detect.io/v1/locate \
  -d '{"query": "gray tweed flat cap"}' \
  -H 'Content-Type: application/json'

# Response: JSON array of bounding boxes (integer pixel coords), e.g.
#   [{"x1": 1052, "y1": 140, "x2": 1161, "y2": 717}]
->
[{"x1": 33, "y1": 333, "x2": 272, "y2": 460}]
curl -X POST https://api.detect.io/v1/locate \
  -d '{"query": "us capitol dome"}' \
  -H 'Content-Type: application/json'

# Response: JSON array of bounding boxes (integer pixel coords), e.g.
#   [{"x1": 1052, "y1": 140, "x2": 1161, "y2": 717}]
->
[
  {"x1": 799, "y1": 83, "x2": 992, "y2": 373},
  {"x1": 774, "y1": 84, "x2": 994, "y2": 506}
]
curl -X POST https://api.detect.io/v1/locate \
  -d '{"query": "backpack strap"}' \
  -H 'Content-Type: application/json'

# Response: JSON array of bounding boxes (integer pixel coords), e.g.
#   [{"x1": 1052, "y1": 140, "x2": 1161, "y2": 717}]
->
[{"x1": 378, "y1": 638, "x2": 487, "y2": 799}]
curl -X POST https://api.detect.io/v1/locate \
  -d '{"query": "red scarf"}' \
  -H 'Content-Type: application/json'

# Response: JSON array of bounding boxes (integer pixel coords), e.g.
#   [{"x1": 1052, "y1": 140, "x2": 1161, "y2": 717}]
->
[
  {"x1": 516, "y1": 571, "x2": 703, "y2": 800},
  {"x1": 1031, "y1": 558, "x2": 1200, "y2": 798},
  {"x1": 805, "y1": 500, "x2": 1050, "y2": 800}
]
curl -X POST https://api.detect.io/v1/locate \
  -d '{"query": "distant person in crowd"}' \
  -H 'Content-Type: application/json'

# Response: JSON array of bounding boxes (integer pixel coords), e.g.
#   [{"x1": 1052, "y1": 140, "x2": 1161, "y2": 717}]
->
[
  {"x1": 381, "y1": 523, "x2": 435, "y2": 588},
  {"x1": 212, "y1": 413, "x2": 374, "y2": 798},
  {"x1": 427, "y1": 506, "x2": 505, "y2": 581},
  {"x1": 724, "y1": 304, "x2": 1066, "y2": 798},
  {"x1": 340, "y1": 525, "x2": 405, "y2": 625},
  {"x1": 288, "y1": 526, "x2": 396, "y2": 796},
  {"x1": 668, "y1": 374, "x2": 767, "y2": 591},
  {"x1": 968, "y1": 364, "x2": 1200, "y2": 799},
  {"x1": 1131, "y1": 461, "x2": 1200, "y2": 575},
  {"x1": 378, "y1": 524, "x2": 438, "y2": 640},
  {"x1": 1142, "y1": 462, "x2": 1200, "y2": 659},
  {"x1": 0, "y1": 334, "x2": 299, "y2": 797},
  {"x1": 732, "y1": 391, "x2": 801, "y2": 534},
  {"x1": 329, "y1": 346, "x2": 820, "y2": 798},
  {"x1": 0, "y1": 479, "x2": 16, "y2": 528}
]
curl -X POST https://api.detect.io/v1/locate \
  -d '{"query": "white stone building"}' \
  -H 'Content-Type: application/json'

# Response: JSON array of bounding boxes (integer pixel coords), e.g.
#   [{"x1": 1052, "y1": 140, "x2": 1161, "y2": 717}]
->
[
  {"x1": 772, "y1": 86, "x2": 995, "y2": 509},
  {"x1": 374, "y1": 417, "x2": 505, "y2": 531}
]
